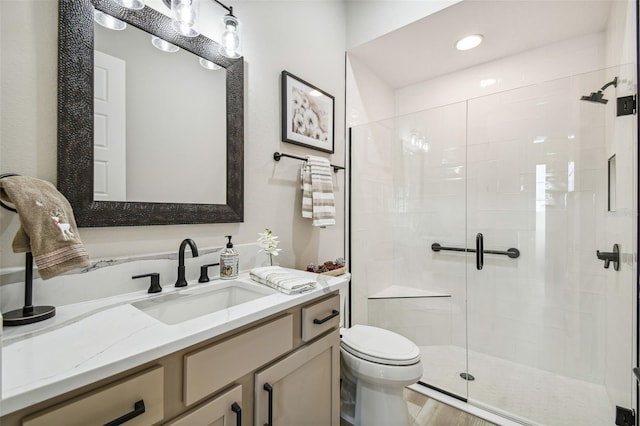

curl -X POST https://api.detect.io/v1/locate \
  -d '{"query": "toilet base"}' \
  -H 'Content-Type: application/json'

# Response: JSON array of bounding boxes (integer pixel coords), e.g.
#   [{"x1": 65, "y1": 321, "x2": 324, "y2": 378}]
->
[{"x1": 355, "y1": 381, "x2": 410, "y2": 426}]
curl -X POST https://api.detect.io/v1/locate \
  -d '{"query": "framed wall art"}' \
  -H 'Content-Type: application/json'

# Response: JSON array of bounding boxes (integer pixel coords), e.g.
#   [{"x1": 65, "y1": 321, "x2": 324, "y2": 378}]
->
[{"x1": 281, "y1": 71, "x2": 334, "y2": 153}]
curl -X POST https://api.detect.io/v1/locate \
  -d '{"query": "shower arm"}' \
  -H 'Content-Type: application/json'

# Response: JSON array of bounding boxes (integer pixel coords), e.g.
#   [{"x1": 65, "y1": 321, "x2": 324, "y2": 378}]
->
[{"x1": 599, "y1": 77, "x2": 618, "y2": 92}]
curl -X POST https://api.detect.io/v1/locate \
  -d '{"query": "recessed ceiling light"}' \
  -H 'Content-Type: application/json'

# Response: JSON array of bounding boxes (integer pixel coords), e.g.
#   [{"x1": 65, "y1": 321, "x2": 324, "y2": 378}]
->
[{"x1": 456, "y1": 34, "x2": 483, "y2": 51}]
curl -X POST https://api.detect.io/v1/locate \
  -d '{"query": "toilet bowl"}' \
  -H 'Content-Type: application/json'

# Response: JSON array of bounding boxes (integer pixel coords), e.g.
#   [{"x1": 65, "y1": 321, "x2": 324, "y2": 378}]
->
[{"x1": 340, "y1": 325, "x2": 423, "y2": 426}]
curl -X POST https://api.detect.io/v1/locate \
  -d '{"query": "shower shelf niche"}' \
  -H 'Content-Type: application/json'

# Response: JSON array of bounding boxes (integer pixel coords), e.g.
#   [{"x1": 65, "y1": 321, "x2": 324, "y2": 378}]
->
[{"x1": 368, "y1": 285, "x2": 451, "y2": 300}]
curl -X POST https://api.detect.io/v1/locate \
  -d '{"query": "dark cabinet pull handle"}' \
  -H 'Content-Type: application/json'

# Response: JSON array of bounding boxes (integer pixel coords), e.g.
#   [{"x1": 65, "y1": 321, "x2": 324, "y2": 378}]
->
[
  {"x1": 476, "y1": 233, "x2": 484, "y2": 270},
  {"x1": 313, "y1": 309, "x2": 339, "y2": 325},
  {"x1": 103, "y1": 400, "x2": 145, "y2": 426},
  {"x1": 263, "y1": 383, "x2": 273, "y2": 426},
  {"x1": 231, "y1": 402, "x2": 242, "y2": 426}
]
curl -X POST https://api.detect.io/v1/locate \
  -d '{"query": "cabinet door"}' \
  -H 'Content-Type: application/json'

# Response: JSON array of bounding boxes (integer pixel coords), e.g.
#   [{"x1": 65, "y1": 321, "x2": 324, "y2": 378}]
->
[
  {"x1": 164, "y1": 385, "x2": 242, "y2": 426},
  {"x1": 254, "y1": 331, "x2": 340, "y2": 426}
]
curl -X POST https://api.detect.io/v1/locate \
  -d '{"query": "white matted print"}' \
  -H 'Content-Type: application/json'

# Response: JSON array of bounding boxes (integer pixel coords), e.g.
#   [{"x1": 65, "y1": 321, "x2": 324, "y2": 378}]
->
[{"x1": 281, "y1": 71, "x2": 334, "y2": 153}]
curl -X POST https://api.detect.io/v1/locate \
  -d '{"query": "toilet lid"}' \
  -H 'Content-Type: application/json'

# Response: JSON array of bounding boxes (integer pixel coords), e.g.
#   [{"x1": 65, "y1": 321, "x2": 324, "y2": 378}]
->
[{"x1": 341, "y1": 325, "x2": 421, "y2": 366}]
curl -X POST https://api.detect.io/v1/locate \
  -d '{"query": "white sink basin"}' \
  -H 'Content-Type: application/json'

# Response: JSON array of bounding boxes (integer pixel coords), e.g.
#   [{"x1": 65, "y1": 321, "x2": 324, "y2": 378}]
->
[{"x1": 132, "y1": 280, "x2": 275, "y2": 325}]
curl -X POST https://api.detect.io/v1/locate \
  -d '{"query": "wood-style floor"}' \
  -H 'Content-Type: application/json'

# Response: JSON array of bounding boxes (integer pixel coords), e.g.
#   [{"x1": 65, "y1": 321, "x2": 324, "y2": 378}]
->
[
  {"x1": 404, "y1": 388, "x2": 497, "y2": 426},
  {"x1": 341, "y1": 388, "x2": 497, "y2": 426}
]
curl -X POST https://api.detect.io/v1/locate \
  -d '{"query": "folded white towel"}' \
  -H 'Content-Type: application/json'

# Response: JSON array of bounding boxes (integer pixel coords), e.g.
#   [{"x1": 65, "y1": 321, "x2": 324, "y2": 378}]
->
[
  {"x1": 301, "y1": 155, "x2": 335, "y2": 227},
  {"x1": 250, "y1": 266, "x2": 316, "y2": 295}
]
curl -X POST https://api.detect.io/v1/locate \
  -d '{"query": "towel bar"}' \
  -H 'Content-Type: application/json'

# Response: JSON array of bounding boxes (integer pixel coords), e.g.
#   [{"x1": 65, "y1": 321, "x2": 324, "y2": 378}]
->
[
  {"x1": 0, "y1": 173, "x2": 56, "y2": 326},
  {"x1": 273, "y1": 152, "x2": 344, "y2": 173},
  {"x1": 431, "y1": 242, "x2": 520, "y2": 259}
]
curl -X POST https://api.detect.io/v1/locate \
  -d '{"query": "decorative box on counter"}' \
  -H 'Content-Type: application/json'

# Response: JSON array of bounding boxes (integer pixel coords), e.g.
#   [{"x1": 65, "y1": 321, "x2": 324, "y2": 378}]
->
[{"x1": 306, "y1": 258, "x2": 346, "y2": 276}]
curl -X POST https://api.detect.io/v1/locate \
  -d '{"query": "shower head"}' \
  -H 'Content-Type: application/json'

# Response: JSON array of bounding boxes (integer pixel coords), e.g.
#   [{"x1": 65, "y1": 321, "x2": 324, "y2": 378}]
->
[
  {"x1": 580, "y1": 76, "x2": 618, "y2": 104},
  {"x1": 581, "y1": 91, "x2": 608, "y2": 104}
]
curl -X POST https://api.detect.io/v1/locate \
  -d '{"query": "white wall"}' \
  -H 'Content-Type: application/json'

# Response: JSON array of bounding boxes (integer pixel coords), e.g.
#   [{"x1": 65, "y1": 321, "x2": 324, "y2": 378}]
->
[{"x1": 0, "y1": 1, "x2": 346, "y2": 275}]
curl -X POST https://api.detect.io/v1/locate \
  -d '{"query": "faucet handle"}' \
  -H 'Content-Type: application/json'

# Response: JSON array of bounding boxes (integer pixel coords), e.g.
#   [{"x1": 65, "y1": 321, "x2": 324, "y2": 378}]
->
[
  {"x1": 133, "y1": 273, "x2": 162, "y2": 293},
  {"x1": 199, "y1": 263, "x2": 220, "y2": 283}
]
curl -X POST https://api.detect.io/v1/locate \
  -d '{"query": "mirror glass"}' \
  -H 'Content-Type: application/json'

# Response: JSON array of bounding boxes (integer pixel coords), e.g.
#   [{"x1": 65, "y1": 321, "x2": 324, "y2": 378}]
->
[
  {"x1": 57, "y1": 0, "x2": 244, "y2": 227},
  {"x1": 94, "y1": 21, "x2": 227, "y2": 204}
]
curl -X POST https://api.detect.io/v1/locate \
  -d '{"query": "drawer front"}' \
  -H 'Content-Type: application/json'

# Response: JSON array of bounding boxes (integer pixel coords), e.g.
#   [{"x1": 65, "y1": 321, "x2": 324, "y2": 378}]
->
[
  {"x1": 301, "y1": 294, "x2": 340, "y2": 342},
  {"x1": 23, "y1": 366, "x2": 164, "y2": 426},
  {"x1": 184, "y1": 314, "x2": 293, "y2": 406},
  {"x1": 165, "y1": 385, "x2": 242, "y2": 426}
]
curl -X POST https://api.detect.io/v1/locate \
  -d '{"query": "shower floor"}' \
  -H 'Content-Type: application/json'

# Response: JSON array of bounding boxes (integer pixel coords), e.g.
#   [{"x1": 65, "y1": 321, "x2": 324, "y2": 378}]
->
[{"x1": 418, "y1": 345, "x2": 614, "y2": 426}]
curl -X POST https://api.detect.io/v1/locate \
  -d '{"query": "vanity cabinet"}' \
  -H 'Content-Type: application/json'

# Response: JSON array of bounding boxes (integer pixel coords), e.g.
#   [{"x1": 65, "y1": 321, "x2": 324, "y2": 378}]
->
[
  {"x1": 1, "y1": 292, "x2": 341, "y2": 426},
  {"x1": 254, "y1": 331, "x2": 340, "y2": 426},
  {"x1": 21, "y1": 366, "x2": 164, "y2": 426},
  {"x1": 164, "y1": 384, "x2": 243, "y2": 426}
]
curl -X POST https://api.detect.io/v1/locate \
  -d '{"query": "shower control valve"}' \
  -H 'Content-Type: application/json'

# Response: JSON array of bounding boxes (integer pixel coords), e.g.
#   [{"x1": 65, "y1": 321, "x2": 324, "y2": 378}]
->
[{"x1": 596, "y1": 244, "x2": 620, "y2": 271}]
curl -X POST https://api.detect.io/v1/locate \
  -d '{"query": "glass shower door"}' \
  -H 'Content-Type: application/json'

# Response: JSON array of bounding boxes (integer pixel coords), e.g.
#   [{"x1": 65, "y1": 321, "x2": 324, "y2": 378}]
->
[{"x1": 465, "y1": 67, "x2": 637, "y2": 426}]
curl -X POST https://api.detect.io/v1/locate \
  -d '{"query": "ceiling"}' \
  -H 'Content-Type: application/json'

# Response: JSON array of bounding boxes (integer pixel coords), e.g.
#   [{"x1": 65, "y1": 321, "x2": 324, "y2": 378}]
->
[{"x1": 348, "y1": 0, "x2": 614, "y2": 89}]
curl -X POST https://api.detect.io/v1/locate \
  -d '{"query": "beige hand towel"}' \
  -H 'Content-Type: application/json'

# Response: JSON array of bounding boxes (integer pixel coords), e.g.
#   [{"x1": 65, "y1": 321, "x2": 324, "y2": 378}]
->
[
  {"x1": 306, "y1": 155, "x2": 335, "y2": 227},
  {"x1": 0, "y1": 176, "x2": 90, "y2": 279}
]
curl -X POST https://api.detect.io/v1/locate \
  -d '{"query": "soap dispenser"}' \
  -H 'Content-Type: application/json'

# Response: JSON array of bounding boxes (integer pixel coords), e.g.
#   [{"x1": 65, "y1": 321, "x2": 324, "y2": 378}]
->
[{"x1": 220, "y1": 235, "x2": 239, "y2": 279}]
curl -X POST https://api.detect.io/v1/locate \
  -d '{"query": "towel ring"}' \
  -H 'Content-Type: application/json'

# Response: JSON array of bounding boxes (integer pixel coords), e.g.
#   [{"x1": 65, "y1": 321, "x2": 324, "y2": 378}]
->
[{"x1": 0, "y1": 173, "x2": 19, "y2": 212}]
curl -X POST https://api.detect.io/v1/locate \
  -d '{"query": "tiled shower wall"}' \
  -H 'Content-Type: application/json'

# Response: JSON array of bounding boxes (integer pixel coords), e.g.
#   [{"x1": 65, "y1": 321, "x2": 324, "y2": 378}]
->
[{"x1": 350, "y1": 28, "x2": 636, "y2": 410}]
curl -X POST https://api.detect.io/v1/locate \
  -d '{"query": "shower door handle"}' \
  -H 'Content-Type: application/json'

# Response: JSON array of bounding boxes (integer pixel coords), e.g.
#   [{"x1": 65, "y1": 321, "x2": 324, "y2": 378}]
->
[{"x1": 476, "y1": 233, "x2": 484, "y2": 270}]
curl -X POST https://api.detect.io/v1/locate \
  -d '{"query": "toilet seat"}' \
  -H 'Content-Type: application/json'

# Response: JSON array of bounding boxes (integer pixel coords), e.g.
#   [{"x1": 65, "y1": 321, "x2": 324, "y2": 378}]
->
[{"x1": 341, "y1": 325, "x2": 421, "y2": 366}]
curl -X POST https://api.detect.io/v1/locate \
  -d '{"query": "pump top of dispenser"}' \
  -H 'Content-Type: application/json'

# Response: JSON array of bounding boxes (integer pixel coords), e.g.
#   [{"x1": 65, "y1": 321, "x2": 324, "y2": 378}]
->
[{"x1": 221, "y1": 235, "x2": 238, "y2": 256}]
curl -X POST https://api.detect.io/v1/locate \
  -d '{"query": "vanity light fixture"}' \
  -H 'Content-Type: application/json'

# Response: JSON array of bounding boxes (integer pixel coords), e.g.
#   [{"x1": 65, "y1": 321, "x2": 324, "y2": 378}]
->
[
  {"x1": 199, "y1": 58, "x2": 222, "y2": 70},
  {"x1": 162, "y1": 0, "x2": 241, "y2": 59},
  {"x1": 151, "y1": 36, "x2": 180, "y2": 53},
  {"x1": 220, "y1": 12, "x2": 241, "y2": 58},
  {"x1": 170, "y1": 0, "x2": 201, "y2": 37},
  {"x1": 113, "y1": 0, "x2": 145, "y2": 10},
  {"x1": 456, "y1": 34, "x2": 483, "y2": 51},
  {"x1": 94, "y1": 10, "x2": 127, "y2": 30}
]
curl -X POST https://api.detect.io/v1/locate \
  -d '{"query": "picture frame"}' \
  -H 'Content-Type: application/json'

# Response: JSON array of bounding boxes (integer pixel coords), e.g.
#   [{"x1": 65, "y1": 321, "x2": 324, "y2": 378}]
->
[{"x1": 281, "y1": 71, "x2": 335, "y2": 153}]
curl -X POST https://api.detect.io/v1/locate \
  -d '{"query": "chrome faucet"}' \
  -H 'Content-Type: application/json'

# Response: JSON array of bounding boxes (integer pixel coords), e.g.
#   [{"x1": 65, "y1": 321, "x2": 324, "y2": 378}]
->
[{"x1": 176, "y1": 238, "x2": 199, "y2": 287}]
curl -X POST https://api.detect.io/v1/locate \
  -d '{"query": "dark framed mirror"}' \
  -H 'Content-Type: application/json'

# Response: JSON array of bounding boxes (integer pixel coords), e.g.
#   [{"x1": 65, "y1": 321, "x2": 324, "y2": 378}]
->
[{"x1": 57, "y1": 0, "x2": 244, "y2": 226}]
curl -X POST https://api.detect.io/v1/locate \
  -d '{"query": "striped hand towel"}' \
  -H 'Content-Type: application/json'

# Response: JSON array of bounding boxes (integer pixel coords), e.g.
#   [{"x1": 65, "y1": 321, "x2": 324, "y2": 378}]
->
[
  {"x1": 301, "y1": 155, "x2": 335, "y2": 227},
  {"x1": 250, "y1": 266, "x2": 316, "y2": 294}
]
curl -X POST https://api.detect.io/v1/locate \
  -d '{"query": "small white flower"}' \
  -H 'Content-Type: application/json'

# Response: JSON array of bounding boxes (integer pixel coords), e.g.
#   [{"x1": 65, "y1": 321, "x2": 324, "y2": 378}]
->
[
  {"x1": 292, "y1": 112, "x2": 306, "y2": 136},
  {"x1": 304, "y1": 109, "x2": 319, "y2": 133},
  {"x1": 257, "y1": 228, "x2": 282, "y2": 256}
]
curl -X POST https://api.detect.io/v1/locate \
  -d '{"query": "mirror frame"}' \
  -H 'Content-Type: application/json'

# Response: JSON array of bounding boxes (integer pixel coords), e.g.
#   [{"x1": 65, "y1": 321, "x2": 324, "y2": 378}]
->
[{"x1": 57, "y1": 0, "x2": 244, "y2": 227}]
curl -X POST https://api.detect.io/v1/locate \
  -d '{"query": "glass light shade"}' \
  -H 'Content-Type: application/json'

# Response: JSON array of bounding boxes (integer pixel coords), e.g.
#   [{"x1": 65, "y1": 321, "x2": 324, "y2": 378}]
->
[
  {"x1": 94, "y1": 10, "x2": 127, "y2": 31},
  {"x1": 151, "y1": 36, "x2": 179, "y2": 53},
  {"x1": 455, "y1": 34, "x2": 483, "y2": 51},
  {"x1": 113, "y1": 0, "x2": 145, "y2": 10},
  {"x1": 199, "y1": 58, "x2": 222, "y2": 70},
  {"x1": 219, "y1": 14, "x2": 241, "y2": 58},
  {"x1": 171, "y1": 0, "x2": 200, "y2": 38}
]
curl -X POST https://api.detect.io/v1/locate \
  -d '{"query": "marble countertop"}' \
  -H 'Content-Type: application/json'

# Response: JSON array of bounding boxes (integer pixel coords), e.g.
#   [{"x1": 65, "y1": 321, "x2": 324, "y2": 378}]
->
[{"x1": 1, "y1": 269, "x2": 349, "y2": 415}]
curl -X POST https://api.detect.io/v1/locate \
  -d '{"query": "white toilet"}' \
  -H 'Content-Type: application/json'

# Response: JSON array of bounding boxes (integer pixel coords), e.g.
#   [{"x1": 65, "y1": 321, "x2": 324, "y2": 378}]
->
[{"x1": 340, "y1": 325, "x2": 423, "y2": 426}]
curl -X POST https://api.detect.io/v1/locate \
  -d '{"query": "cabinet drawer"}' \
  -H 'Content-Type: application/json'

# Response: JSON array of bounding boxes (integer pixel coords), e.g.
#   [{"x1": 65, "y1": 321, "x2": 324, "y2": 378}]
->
[
  {"x1": 301, "y1": 294, "x2": 340, "y2": 342},
  {"x1": 22, "y1": 366, "x2": 164, "y2": 426},
  {"x1": 165, "y1": 384, "x2": 242, "y2": 426},
  {"x1": 184, "y1": 314, "x2": 293, "y2": 406}
]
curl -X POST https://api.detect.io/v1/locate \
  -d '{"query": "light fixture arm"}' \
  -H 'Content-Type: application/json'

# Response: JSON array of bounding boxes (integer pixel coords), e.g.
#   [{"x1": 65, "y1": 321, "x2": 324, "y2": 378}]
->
[{"x1": 213, "y1": 0, "x2": 233, "y2": 16}]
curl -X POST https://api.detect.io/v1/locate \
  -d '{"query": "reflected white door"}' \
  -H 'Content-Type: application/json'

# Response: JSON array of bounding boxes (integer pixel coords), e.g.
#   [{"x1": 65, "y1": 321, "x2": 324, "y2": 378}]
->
[{"x1": 94, "y1": 50, "x2": 126, "y2": 201}]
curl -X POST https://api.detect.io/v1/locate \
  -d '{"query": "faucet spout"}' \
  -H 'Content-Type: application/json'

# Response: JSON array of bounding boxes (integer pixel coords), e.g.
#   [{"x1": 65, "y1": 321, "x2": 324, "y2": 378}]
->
[{"x1": 176, "y1": 238, "x2": 199, "y2": 287}]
